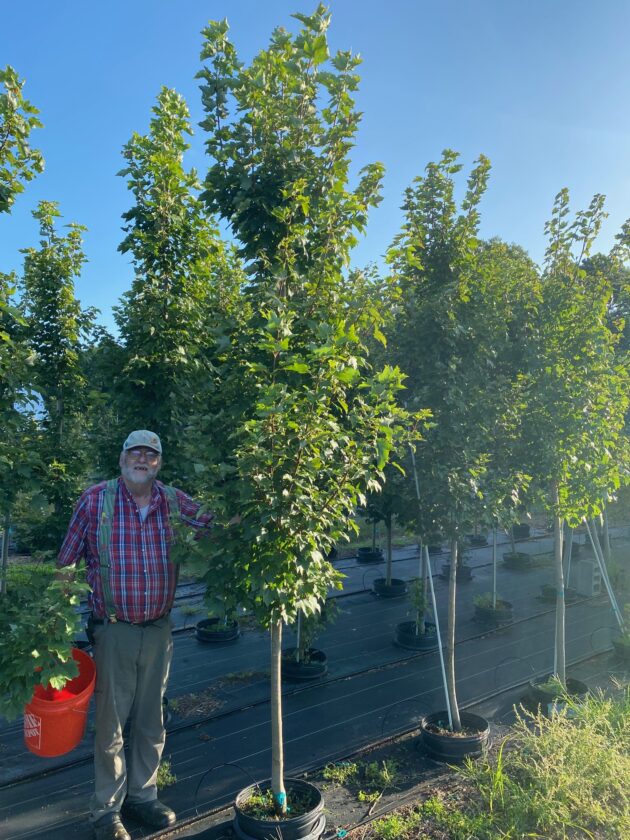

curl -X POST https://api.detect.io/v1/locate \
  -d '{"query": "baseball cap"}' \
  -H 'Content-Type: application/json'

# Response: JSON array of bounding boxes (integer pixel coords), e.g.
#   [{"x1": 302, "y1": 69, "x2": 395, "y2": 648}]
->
[{"x1": 122, "y1": 430, "x2": 162, "y2": 454}]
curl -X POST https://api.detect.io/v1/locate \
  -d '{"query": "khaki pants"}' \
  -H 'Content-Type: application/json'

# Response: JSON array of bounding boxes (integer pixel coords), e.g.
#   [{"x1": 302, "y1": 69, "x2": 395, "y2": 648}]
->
[{"x1": 89, "y1": 615, "x2": 173, "y2": 821}]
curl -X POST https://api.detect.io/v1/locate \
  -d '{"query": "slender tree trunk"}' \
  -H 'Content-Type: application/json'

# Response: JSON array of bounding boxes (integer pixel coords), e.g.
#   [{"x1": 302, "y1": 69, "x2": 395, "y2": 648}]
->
[
  {"x1": 417, "y1": 540, "x2": 426, "y2": 635},
  {"x1": 385, "y1": 515, "x2": 393, "y2": 587},
  {"x1": 295, "y1": 611, "x2": 302, "y2": 664},
  {"x1": 371, "y1": 521, "x2": 377, "y2": 551},
  {"x1": 446, "y1": 539, "x2": 461, "y2": 731},
  {"x1": 0, "y1": 510, "x2": 10, "y2": 596},
  {"x1": 509, "y1": 526, "x2": 516, "y2": 554},
  {"x1": 492, "y1": 527, "x2": 497, "y2": 609},
  {"x1": 270, "y1": 620, "x2": 286, "y2": 812},
  {"x1": 551, "y1": 483, "x2": 566, "y2": 685},
  {"x1": 602, "y1": 504, "x2": 611, "y2": 565}
]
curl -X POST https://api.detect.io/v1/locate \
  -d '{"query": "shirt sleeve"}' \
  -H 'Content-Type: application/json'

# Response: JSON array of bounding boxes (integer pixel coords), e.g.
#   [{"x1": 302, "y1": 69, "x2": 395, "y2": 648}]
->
[
  {"x1": 175, "y1": 489, "x2": 215, "y2": 530},
  {"x1": 57, "y1": 491, "x2": 90, "y2": 568}
]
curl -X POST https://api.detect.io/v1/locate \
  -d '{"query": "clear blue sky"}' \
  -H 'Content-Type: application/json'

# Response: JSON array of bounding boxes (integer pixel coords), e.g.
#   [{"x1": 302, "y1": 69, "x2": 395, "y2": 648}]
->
[{"x1": 2, "y1": 1, "x2": 630, "y2": 333}]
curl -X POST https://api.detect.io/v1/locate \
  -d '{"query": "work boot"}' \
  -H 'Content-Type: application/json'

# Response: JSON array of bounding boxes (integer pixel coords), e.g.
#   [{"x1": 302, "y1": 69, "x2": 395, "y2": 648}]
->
[
  {"x1": 121, "y1": 798, "x2": 176, "y2": 828},
  {"x1": 92, "y1": 813, "x2": 130, "y2": 840}
]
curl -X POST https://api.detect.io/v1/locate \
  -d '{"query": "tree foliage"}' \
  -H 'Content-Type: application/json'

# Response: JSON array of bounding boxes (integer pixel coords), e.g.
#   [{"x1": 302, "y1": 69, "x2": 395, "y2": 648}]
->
[
  {"x1": 114, "y1": 87, "x2": 243, "y2": 481},
  {"x1": 0, "y1": 66, "x2": 43, "y2": 215}
]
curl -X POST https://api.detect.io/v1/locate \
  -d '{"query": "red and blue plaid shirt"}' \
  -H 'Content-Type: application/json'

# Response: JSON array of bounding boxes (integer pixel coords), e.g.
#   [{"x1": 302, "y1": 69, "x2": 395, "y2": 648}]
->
[{"x1": 58, "y1": 478, "x2": 213, "y2": 622}]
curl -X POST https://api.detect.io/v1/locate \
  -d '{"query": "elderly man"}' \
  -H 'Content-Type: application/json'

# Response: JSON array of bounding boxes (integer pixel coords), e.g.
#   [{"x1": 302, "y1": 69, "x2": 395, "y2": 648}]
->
[{"x1": 58, "y1": 430, "x2": 213, "y2": 840}]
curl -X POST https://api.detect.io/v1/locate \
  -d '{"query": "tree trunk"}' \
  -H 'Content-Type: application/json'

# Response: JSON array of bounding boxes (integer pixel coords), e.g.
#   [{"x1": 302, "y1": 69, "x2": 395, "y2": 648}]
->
[
  {"x1": 0, "y1": 510, "x2": 10, "y2": 596},
  {"x1": 417, "y1": 541, "x2": 426, "y2": 634},
  {"x1": 551, "y1": 483, "x2": 566, "y2": 685},
  {"x1": 270, "y1": 620, "x2": 286, "y2": 813},
  {"x1": 602, "y1": 503, "x2": 611, "y2": 565},
  {"x1": 385, "y1": 516, "x2": 393, "y2": 587},
  {"x1": 492, "y1": 527, "x2": 497, "y2": 609},
  {"x1": 446, "y1": 539, "x2": 461, "y2": 731}
]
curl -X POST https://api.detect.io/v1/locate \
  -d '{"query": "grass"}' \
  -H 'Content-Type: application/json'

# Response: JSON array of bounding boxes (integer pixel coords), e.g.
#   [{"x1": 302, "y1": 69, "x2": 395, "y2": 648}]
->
[{"x1": 352, "y1": 685, "x2": 630, "y2": 840}]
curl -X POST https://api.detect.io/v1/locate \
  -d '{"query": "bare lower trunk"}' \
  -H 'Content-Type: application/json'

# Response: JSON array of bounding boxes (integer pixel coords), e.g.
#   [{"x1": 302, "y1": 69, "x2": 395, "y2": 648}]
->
[
  {"x1": 602, "y1": 504, "x2": 611, "y2": 565},
  {"x1": 417, "y1": 540, "x2": 426, "y2": 634},
  {"x1": 270, "y1": 621, "x2": 286, "y2": 813},
  {"x1": 492, "y1": 528, "x2": 497, "y2": 609},
  {"x1": 552, "y1": 484, "x2": 566, "y2": 685},
  {"x1": 0, "y1": 510, "x2": 10, "y2": 596},
  {"x1": 447, "y1": 539, "x2": 461, "y2": 731},
  {"x1": 385, "y1": 517, "x2": 393, "y2": 587}
]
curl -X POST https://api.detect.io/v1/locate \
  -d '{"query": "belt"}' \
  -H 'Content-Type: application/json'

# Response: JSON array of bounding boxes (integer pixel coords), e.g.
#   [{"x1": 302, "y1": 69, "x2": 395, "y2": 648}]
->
[{"x1": 90, "y1": 614, "x2": 167, "y2": 628}]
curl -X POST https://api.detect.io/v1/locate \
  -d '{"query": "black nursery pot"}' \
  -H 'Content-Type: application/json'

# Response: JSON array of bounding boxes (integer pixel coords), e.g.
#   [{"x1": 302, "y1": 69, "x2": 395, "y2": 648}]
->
[
  {"x1": 196, "y1": 617, "x2": 240, "y2": 643},
  {"x1": 394, "y1": 620, "x2": 438, "y2": 650},
  {"x1": 373, "y1": 577, "x2": 407, "y2": 599},
  {"x1": 474, "y1": 599, "x2": 513, "y2": 627},
  {"x1": 468, "y1": 534, "x2": 488, "y2": 547},
  {"x1": 612, "y1": 638, "x2": 630, "y2": 662},
  {"x1": 512, "y1": 523, "x2": 531, "y2": 539},
  {"x1": 233, "y1": 777, "x2": 325, "y2": 840},
  {"x1": 356, "y1": 547, "x2": 384, "y2": 564},
  {"x1": 282, "y1": 648, "x2": 328, "y2": 681},
  {"x1": 525, "y1": 675, "x2": 589, "y2": 716},
  {"x1": 502, "y1": 551, "x2": 532, "y2": 571},
  {"x1": 420, "y1": 711, "x2": 490, "y2": 762},
  {"x1": 440, "y1": 563, "x2": 473, "y2": 581}
]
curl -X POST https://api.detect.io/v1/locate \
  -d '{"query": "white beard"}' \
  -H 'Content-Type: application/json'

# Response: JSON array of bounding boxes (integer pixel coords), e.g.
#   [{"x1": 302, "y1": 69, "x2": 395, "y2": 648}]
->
[{"x1": 120, "y1": 460, "x2": 159, "y2": 488}]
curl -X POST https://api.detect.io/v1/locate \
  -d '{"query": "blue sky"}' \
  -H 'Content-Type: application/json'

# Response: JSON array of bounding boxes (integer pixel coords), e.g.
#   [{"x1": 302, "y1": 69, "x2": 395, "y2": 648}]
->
[{"x1": 2, "y1": 1, "x2": 630, "y2": 333}]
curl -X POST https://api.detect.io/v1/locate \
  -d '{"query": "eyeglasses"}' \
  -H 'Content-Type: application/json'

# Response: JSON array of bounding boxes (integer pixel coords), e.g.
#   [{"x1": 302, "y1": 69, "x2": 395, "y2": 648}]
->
[{"x1": 126, "y1": 448, "x2": 160, "y2": 462}]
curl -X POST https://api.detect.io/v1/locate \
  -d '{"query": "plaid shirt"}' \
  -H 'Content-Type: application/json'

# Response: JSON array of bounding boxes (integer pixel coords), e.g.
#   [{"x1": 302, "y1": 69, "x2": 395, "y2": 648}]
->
[{"x1": 58, "y1": 477, "x2": 213, "y2": 622}]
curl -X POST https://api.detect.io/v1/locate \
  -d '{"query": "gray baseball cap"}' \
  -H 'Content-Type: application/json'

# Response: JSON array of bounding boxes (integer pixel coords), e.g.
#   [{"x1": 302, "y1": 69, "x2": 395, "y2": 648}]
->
[{"x1": 122, "y1": 430, "x2": 162, "y2": 454}]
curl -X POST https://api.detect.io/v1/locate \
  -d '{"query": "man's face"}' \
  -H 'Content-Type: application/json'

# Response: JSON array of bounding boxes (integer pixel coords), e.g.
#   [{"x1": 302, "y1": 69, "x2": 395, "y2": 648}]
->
[{"x1": 119, "y1": 447, "x2": 161, "y2": 487}]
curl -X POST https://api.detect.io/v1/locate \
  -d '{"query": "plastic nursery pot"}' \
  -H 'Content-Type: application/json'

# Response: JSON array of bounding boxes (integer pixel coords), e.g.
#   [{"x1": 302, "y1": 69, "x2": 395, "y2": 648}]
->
[
  {"x1": 373, "y1": 577, "x2": 408, "y2": 599},
  {"x1": 525, "y1": 675, "x2": 589, "y2": 717},
  {"x1": 512, "y1": 523, "x2": 531, "y2": 540},
  {"x1": 24, "y1": 647, "x2": 96, "y2": 758},
  {"x1": 196, "y1": 617, "x2": 240, "y2": 643},
  {"x1": 394, "y1": 620, "x2": 438, "y2": 651},
  {"x1": 233, "y1": 777, "x2": 325, "y2": 840},
  {"x1": 420, "y1": 711, "x2": 490, "y2": 763},
  {"x1": 467, "y1": 534, "x2": 488, "y2": 547},
  {"x1": 540, "y1": 584, "x2": 579, "y2": 604},
  {"x1": 502, "y1": 551, "x2": 532, "y2": 571},
  {"x1": 282, "y1": 648, "x2": 328, "y2": 681},
  {"x1": 473, "y1": 600, "x2": 513, "y2": 627},
  {"x1": 440, "y1": 563, "x2": 473, "y2": 581},
  {"x1": 427, "y1": 543, "x2": 443, "y2": 555},
  {"x1": 356, "y1": 547, "x2": 384, "y2": 564}
]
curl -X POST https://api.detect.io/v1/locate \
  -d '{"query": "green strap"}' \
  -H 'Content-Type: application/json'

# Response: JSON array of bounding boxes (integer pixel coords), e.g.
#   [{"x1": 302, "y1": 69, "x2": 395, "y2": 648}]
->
[
  {"x1": 97, "y1": 480, "x2": 181, "y2": 620},
  {"x1": 97, "y1": 479, "x2": 119, "y2": 620}
]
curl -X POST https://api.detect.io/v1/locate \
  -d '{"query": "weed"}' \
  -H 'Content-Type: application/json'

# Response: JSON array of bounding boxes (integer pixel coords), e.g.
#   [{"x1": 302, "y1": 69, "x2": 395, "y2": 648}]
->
[
  {"x1": 156, "y1": 759, "x2": 176, "y2": 789},
  {"x1": 180, "y1": 604, "x2": 202, "y2": 617},
  {"x1": 322, "y1": 761, "x2": 359, "y2": 786}
]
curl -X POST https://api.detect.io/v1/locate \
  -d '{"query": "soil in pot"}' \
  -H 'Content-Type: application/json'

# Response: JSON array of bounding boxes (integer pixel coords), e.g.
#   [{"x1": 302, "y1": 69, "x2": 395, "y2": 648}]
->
[
  {"x1": 356, "y1": 547, "x2": 384, "y2": 564},
  {"x1": 196, "y1": 617, "x2": 240, "y2": 643},
  {"x1": 394, "y1": 620, "x2": 438, "y2": 650},
  {"x1": 234, "y1": 777, "x2": 325, "y2": 840},
  {"x1": 539, "y1": 584, "x2": 579, "y2": 603},
  {"x1": 502, "y1": 551, "x2": 532, "y2": 570},
  {"x1": 473, "y1": 599, "x2": 513, "y2": 627},
  {"x1": 373, "y1": 577, "x2": 407, "y2": 598},
  {"x1": 420, "y1": 711, "x2": 490, "y2": 762},
  {"x1": 440, "y1": 563, "x2": 473, "y2": 581},
  {"x1": 282, "y1": 648, "x2": 328, "y2": 681}
]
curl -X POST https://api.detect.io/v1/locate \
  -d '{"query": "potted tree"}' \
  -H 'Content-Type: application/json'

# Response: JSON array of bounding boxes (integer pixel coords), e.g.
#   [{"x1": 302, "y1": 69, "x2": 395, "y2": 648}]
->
[
  {"x1": 282, "y1": 599, "x2": 339, "y2": 680},
  {"x1": 473, "y1": 592, "x2": 513, "y2": 627},
  {"x1": 520, "y1": 189, "x2": 630, "y2": 690},
  {"x1": 394, "y1": 575, "x2": 437, "y2": 650},
  {"x1": 363, "y1": 465, "x2": 411, "y2": 598},
  {"x1": 192, "y1": 10, "x2": 420, "y2": 836},
  {"x1": 387, "y1": 163, "x2": 533, "y2": 759},
  {"x1": 0, "y1": 563, "x2": 88, "y2": 719}
]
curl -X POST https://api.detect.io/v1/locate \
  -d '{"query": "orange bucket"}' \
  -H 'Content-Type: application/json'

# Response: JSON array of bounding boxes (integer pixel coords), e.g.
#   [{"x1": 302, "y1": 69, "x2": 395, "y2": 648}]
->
[{"x1": 24, "y1": 647, "x2": 96, "y2": 757}]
